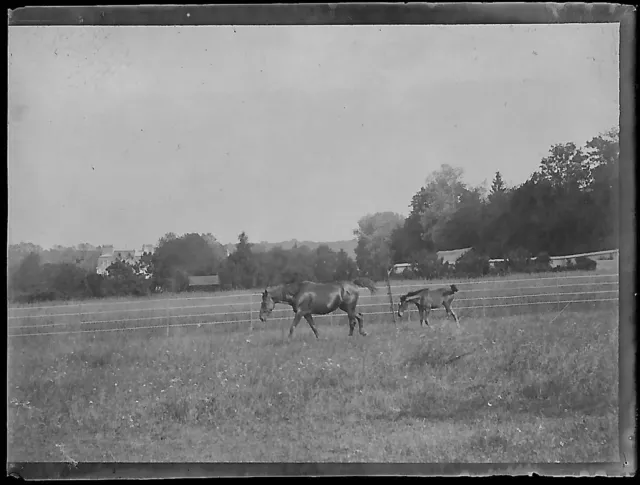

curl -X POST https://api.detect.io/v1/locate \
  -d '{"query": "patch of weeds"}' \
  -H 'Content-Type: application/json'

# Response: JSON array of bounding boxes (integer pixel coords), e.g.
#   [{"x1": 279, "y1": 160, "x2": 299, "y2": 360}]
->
[
  {"x1": 402, "y1": 343, "x2": 468, "y2": 371},
  {"x1": 468, "y1": 431, "x2": 510, "y2": 454},
  {"x1": 162, "y1": 395, "x2": 191, "y2": 423}
]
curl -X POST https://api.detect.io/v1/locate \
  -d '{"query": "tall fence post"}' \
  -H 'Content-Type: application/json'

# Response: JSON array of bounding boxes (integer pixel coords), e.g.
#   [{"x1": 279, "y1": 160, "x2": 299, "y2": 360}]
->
[
  {"x1": 386, "y1": 268, "x2": 396, "y2": 325},
  {"x1": 250, "y1": 293, "x2": 254, "y2": 332}
]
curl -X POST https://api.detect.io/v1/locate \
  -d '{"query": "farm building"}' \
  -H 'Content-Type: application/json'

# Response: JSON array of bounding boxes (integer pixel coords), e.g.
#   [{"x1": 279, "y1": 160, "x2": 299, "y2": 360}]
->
[
  {"x1": 488, "y1": 249, "x2": 618, "y2": 271},
  {"x1": 548, "y1": 249, "x2": 618, "y2": 270},
  {"x1": 390, "y1": 262, "x2": 413, "y2": 275},
  {"x1": 187, "y1": 275, "x2": 220, "y2": 292},
  {"x1": 436, "y1": 247, "x2": 472, "y2": 265}
]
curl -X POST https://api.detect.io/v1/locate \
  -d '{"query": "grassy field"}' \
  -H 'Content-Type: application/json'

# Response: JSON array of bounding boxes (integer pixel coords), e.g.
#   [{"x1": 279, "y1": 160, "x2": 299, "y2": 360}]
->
[{"x1": 7, "y1": 270, "x2": 620, "y2": 462}]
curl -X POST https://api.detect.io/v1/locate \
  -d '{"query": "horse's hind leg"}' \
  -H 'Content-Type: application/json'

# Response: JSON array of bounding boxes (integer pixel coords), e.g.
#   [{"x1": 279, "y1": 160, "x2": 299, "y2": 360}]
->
[
  {"x1": 304, "y1": 314, "x2": 320, "y2": 339},
  {"x1": 339, "y1": 302, "x2": 357, "y2": 336}
]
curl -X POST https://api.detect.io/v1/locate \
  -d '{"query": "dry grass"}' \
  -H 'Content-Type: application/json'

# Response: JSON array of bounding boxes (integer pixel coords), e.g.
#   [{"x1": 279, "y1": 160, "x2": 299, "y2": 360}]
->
[{"x1": 8, "y1": 271, "x2": 619, "y2": 463}]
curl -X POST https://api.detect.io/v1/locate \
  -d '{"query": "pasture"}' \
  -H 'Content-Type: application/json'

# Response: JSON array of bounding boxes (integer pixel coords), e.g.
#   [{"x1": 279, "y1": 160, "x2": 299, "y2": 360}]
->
[{"x1": 8, "y1": 271, "x2": 620, "y2": 462}]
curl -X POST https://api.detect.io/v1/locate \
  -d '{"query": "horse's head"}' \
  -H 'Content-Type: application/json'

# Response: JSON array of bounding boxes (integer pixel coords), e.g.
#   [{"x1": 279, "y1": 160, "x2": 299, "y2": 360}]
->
[
  {"x1": 450, "y1": 284, "x2": 459, "y2": 294},
  {"x1": 397, "y1": 295, "x2": 409, "y2": 317},
  {"x1": 259, "y1": 288, "x2": 275, "y2": 323}
]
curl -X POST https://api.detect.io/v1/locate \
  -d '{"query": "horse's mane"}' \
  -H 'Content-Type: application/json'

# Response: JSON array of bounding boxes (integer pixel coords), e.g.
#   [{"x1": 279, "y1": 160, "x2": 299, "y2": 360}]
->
[
  {"x1": 402, "y1": 285, "x2": 457, "y2": 300},
  {"x1": 283, "y1": 281, "x2": 303, "y2": 299},
  {"x1": 403, "y1": 288, "x2": 427, "y2": 300},
  {"x1": 268, "y1": 280, "x2": 305, "y2": 303}
]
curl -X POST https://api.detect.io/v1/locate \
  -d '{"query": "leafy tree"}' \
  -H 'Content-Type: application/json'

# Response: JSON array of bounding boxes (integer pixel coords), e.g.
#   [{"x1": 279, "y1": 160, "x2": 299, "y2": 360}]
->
[
  {"x1": 313, "y1": 244, "x2": 338, "y2": 283},
  {"x1": 416, "y1": 164, "x2": 469, "y2": 250},
  {"x1": 354, "y1": 212, "x2": 404, "y2": 280},
  {"x1": 334, "y1": 249, "x2": 358, "y2": 281},
  {"x1": 438, "y1": 187, "x2": 485, "y2": 250},
  {"x1": 281, "y1": 244, "x2": 315, "y2": 284},
  {"x1": 221, "y1": 231, "x2": 259, "y2": 289},
  {"x1": 103, "y1": 260, "x2": 150, "y2": 296},
  {"x1": 389, "y1": 215, "x2": 429, "y2": 263},
  {"x1": 153, "y1": 232, "x2": 224, "y2": 290},
  {"x1": 42, "y1": 263, "x2": 90, "y2": 300},
  {"x1": 532, "y1": 143, "x2": 592, "y2": 191},
  {"x1": 10, "y1": 252, "x2": 44, "y2": 297},
  {"x1": 8, "y1": 242, "x2": 44, "y2": 276},
  {"x1": 585, "y1": 128, "x2": 619, "y2": 250}
]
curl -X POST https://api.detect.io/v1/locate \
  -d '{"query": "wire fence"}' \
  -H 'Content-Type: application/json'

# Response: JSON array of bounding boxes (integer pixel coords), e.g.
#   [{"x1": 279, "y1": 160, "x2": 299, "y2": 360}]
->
[
  {"x1": 7, "y1": 272, "x2": 620, "y2": 312},
  {"x1": 8, "y1": 272, "x2": 619, "y2": 338}
]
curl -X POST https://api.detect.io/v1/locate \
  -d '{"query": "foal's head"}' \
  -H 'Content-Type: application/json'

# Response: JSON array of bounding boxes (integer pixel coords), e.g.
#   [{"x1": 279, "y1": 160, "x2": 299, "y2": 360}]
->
[
  {"x1": 397, "y1": 295, "x2": 410, "y2": 317},
  {"x1": 259, "y1": 289, "x2": 276, "y2": 323}
]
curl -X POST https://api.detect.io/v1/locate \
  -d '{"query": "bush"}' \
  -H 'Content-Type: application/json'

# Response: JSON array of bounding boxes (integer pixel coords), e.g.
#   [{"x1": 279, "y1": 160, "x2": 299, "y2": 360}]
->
[
  {"x1": 454, "y1": 249, "x2": 490, "y2": 278},
  {"x1": 401, "y1": 267, "x2": 417, "y2": 280},
  {"x1": 506, "y1": 247, "x2": 532, "y2": 273},
  {"x1": 533, "y1": 252, "x2": 552, "y2": 273},
  {"x1": 575, "y1": 256, "x2": 597, "y2": 271}
]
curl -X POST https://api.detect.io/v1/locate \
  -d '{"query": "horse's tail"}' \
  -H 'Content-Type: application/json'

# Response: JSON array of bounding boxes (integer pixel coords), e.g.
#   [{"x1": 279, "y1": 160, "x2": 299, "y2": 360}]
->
[{"x1": 352, "y1": 277, "x2": 378, "y2": 294}]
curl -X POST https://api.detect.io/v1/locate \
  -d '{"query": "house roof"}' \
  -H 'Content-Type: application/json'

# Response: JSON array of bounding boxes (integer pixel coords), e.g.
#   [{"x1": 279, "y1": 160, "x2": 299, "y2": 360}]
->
[
  {"x1": 437, "y1": 247, "x2": 472, "y2": 264},
  {"x1": 188, "y1": 275, "x2": 220, "y2": 286}
]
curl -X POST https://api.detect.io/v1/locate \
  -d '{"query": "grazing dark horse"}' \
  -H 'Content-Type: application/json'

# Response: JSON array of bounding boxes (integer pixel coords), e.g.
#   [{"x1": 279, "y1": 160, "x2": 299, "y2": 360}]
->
[
  {"x1": 397, "y1": 284, "x2": 459, "y2": 327},
  {"x1": 258, "y1": 278, "x2": 378, "y2": 339}
]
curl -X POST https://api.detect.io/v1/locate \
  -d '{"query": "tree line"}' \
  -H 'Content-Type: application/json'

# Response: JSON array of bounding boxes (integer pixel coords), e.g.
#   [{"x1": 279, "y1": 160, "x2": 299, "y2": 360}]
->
[
  {"x1": 8, "y1": 128, "x2": 616, "y2": 303},
  {"x1": 355, "y1": 128, "x2": 618, "y2": 280}
]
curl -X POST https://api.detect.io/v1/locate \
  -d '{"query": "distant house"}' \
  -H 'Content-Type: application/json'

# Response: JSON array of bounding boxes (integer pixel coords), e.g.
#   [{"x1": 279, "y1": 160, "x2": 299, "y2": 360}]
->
[
  {"x1": 436, "y1": 247, "x2": 472, "y2": 266},
  {"x1": 96, "y1": 244, "x2": 155, "y2": 275},
  {"x1": 391, "y1": 263, "x2": 413, "y2": 275},
  {"x1": 187, "y1": 275, "x2": 220, "y2": 292}
]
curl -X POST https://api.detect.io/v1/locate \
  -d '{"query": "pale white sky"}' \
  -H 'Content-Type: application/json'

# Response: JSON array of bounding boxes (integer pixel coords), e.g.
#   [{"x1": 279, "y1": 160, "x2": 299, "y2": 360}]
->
[{"x1": 8, "y1": 24, "x2": 619, "y2": 249}]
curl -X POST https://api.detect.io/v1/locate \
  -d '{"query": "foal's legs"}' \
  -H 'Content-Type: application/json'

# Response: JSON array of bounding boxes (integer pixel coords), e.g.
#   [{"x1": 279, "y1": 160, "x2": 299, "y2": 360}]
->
[
  {"x1": 303, "y1": 314, "x2": 320, "y2": 339},
  {"x1": 418, "y1": 306, "x2": 426, "y2": 327},
  {"x1": 423, "y1": 306, "x2": 432, "y2": 327},
  {"x1": 443, "y1": 302, "x2": 459, "y2": 325}
]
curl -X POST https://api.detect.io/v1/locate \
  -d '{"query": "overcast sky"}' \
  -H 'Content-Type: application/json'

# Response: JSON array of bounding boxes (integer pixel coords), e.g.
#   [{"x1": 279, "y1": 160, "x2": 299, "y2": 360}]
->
[{"x1": 9, "y1": 24, "x2": 619, "y2": 249}]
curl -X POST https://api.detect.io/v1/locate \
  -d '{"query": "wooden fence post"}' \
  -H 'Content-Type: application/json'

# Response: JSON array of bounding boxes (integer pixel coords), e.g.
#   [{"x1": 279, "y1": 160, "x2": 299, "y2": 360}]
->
[{"x1": 386, "y1": 268, "x2": 396, "y2": 324}]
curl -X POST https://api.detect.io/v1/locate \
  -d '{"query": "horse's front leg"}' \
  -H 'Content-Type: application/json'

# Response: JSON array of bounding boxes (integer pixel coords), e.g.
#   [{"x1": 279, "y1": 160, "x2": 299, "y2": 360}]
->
[
  {"x1": 423, "y1": 307, "x2": 431, "y2": 327},
  {"x1": 347, "y1": 313, "x2": 356, "y2": 336},
  {"x1": 289, "y1": 312, "x2": 304, "y2": 338},
  {"x1": 418, "y1": 306, "x2": 426, "y2": 327},
  {"x1": 303, "y1": 314, "x2": 320, "y2": 339}
]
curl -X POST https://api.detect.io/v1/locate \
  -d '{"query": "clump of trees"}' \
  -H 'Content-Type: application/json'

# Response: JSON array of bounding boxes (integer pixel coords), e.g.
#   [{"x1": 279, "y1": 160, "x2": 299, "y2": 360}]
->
[{"x1": 8, "y1": 128, "x2": 617, "y2": 303}]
